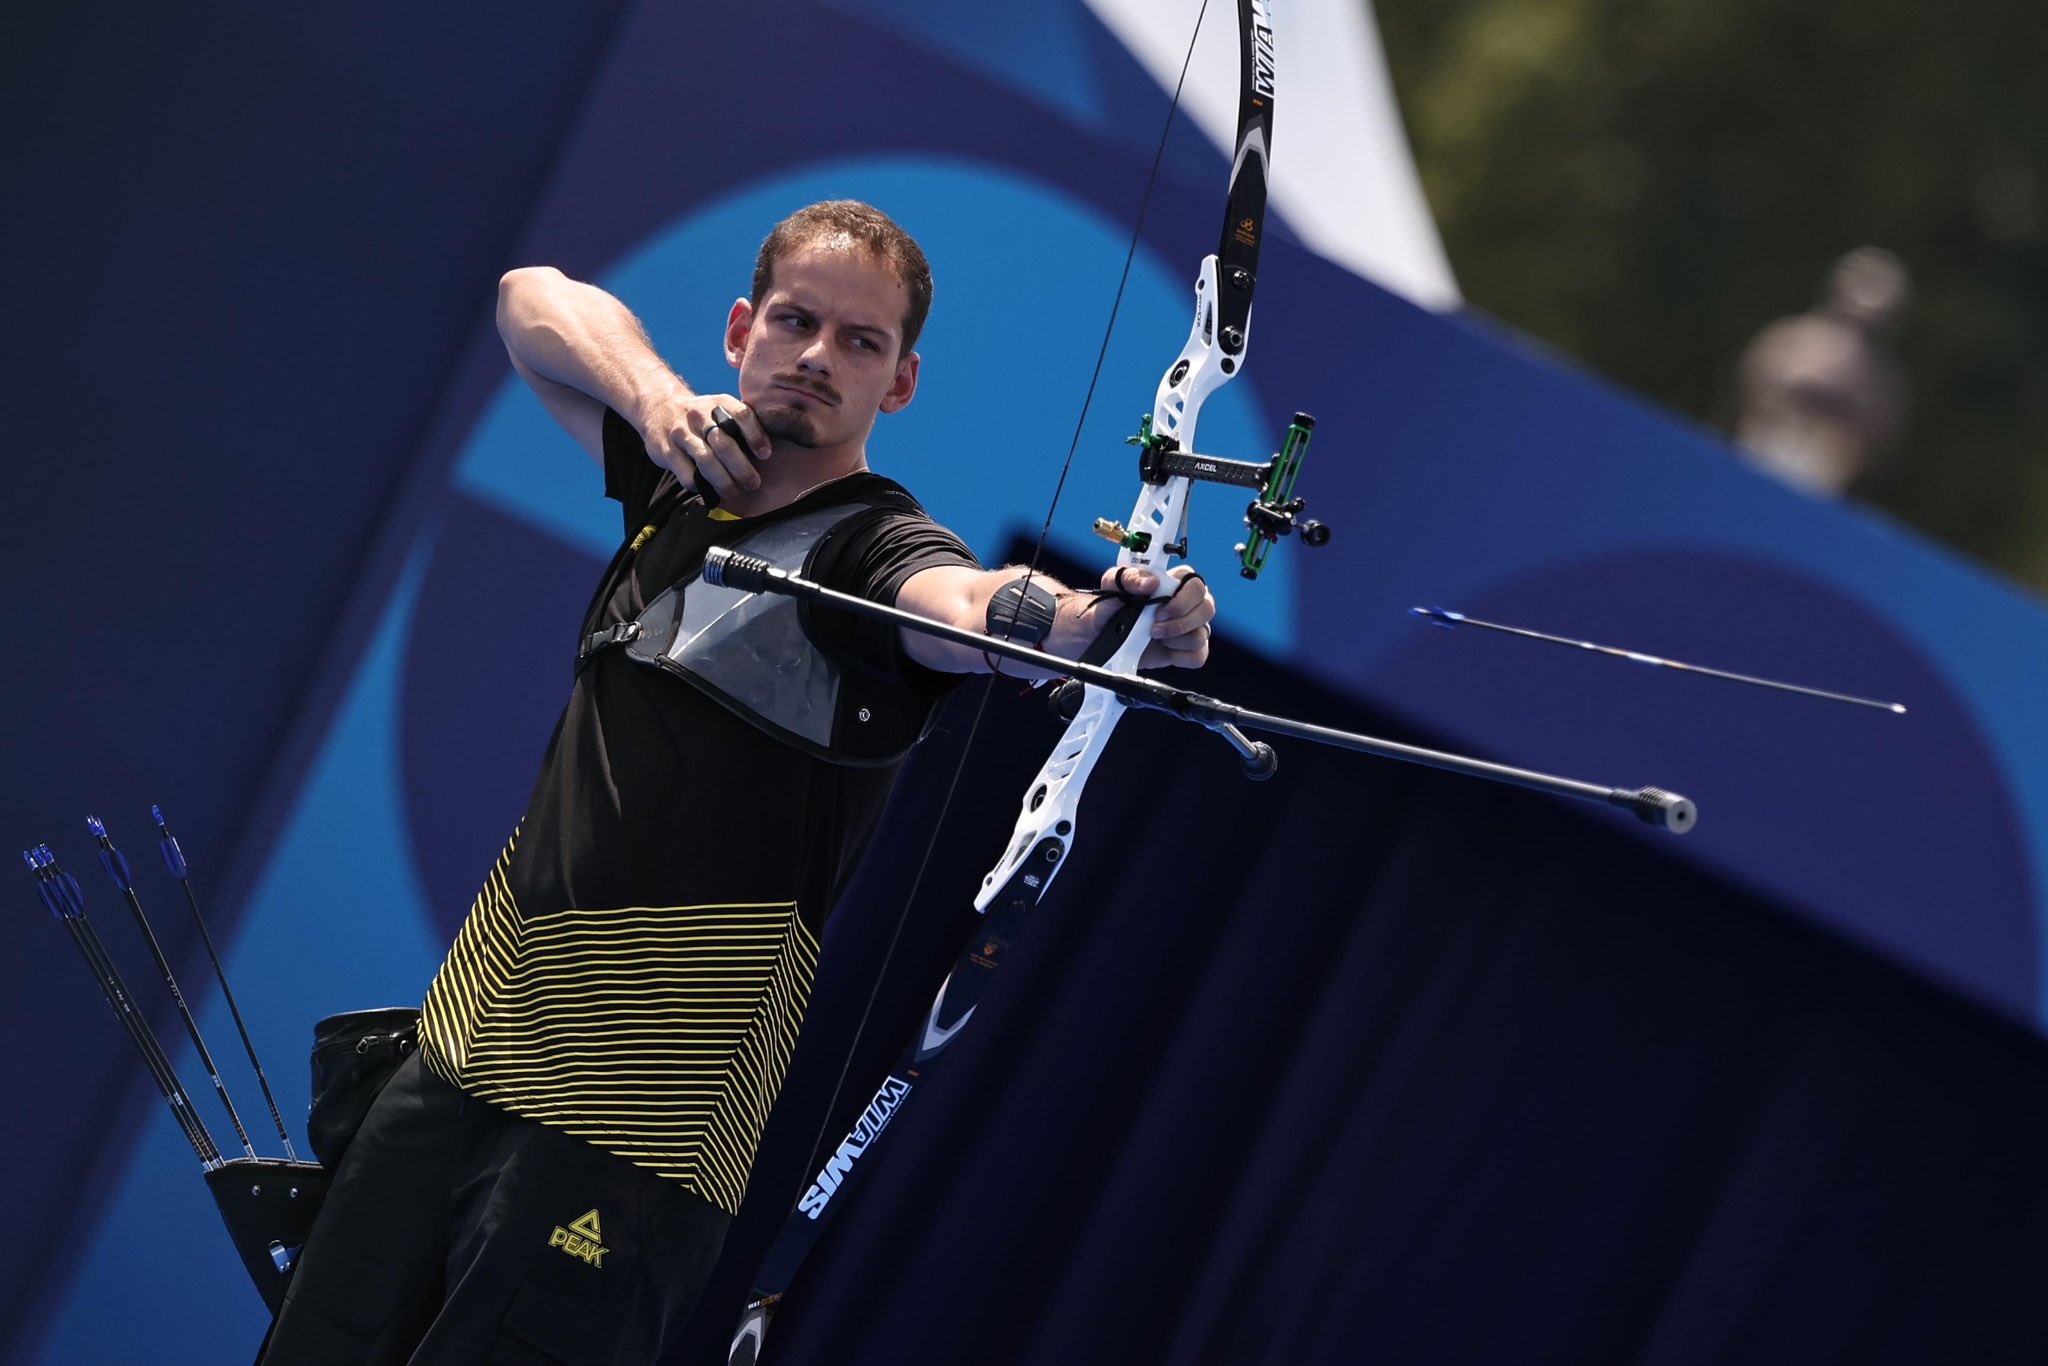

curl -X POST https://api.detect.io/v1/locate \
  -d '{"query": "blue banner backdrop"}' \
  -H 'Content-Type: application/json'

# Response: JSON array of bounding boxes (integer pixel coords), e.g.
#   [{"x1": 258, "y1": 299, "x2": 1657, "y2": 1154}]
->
[{"x1": 9, "y1": 0, "x2": 2048, "y2": 1360}]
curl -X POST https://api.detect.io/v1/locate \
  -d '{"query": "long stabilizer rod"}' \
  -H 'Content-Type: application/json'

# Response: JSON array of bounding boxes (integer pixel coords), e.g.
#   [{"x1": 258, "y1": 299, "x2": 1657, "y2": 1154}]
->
[{"x1": 702, "y1": 548, "x2": 1696, "y2": 833}]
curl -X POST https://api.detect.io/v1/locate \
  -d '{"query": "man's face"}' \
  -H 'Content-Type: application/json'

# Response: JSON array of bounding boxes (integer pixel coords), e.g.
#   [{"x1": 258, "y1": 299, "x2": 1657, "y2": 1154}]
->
[{"x1": 726, "y1": 241, "x2": 919, "y2": 451}]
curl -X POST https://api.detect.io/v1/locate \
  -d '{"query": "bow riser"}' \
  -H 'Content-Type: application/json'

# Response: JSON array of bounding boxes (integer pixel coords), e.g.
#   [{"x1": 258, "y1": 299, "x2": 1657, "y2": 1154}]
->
[
  {"x1": 972, "y1": 236, "x2": 1257, "y2": 914},
  {"x1": 972, "y1": 686, "x2": 1128, "y2": 913},
  {"x1": 1150, "y1": 258, "x2": 1241, "y2": 454}
]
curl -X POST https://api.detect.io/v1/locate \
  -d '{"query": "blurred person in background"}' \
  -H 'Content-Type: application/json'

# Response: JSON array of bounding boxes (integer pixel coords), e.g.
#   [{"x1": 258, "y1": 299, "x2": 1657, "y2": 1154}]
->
[{"x1": 1730, "y1": 246, "x2": 1913, "y2": 496}]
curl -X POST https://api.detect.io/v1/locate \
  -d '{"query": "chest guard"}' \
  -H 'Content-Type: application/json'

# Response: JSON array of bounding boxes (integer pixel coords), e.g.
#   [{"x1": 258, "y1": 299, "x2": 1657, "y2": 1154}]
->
[{"x1": 580, "y1": 499, "x2": 939, "y2": 767}]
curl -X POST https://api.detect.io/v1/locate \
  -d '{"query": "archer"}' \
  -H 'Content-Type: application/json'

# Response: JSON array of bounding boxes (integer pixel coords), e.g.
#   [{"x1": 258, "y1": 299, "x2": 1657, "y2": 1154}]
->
[{"x1": 257, "y1": 200, "x2": 1215, "y2": 1363}]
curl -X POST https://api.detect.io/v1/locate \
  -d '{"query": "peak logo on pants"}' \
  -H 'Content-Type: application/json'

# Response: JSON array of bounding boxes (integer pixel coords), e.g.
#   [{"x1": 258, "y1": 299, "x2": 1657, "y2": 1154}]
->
[{"x1": 548, "y1": 1209, "x2": 609, "y2": 1267}]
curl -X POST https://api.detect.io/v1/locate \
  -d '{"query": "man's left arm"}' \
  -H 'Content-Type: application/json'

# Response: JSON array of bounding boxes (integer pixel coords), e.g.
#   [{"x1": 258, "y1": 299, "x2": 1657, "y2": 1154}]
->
[{"x1": 894, "y1": 564, "x2": 1216, "y2": 676}]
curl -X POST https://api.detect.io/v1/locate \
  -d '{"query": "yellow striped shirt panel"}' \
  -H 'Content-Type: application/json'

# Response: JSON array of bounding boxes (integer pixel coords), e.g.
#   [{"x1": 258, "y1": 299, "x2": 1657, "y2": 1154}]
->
[{"x1": 419, "y1": 833, "x2": 821, "y2": 1214}]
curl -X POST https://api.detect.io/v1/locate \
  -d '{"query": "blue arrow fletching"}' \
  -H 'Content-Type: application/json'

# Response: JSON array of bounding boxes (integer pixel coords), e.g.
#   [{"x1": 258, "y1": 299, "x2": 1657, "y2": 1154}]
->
[
  {"x1": 43, "y1": 852, "x2": 85, "y2": 915},
  {"x1": 154, "y1": 806, "x2": 189, "y2": 878},
  {"x1": 96, "y1": 842, "x2": 133, "y2": 891}
]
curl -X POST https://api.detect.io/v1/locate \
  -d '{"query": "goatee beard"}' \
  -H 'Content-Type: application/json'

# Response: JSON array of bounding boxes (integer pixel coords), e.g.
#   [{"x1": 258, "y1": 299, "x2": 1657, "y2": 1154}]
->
[{"x1": 758, "y1": 404, "x2": 820, "y2": 449}]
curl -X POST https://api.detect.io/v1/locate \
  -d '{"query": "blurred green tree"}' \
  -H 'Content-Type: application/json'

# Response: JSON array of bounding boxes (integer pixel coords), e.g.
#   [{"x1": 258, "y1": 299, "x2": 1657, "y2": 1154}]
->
[{"x1": 1374, "y1": 0, "x2": 2048, "y2": 587}]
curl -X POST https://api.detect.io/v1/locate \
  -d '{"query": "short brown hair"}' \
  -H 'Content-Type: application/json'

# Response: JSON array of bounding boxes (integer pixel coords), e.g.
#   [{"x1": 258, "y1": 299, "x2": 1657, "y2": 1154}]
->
[{"x1": 752, "y1": 201, "x2": 935, "y2": 355}]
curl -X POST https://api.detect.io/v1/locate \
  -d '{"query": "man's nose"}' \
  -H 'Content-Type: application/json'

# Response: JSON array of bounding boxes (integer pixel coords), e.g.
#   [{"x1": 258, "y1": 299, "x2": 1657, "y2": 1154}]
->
[{"x1": 796, "y1": 332, "x2": 832, "y2": 372}]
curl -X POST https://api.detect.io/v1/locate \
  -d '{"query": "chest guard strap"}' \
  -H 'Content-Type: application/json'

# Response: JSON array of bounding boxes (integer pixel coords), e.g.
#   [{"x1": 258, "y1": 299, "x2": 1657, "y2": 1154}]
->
[{"x1": 583, "y1": 499, "x2": 939, "y2": 767}]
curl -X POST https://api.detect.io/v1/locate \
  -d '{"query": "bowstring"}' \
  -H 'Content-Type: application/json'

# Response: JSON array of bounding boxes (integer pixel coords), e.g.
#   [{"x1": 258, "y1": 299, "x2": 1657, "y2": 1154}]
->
[{"x1": 790, "y1": 0, "x2": 1219, "y2": 1232}]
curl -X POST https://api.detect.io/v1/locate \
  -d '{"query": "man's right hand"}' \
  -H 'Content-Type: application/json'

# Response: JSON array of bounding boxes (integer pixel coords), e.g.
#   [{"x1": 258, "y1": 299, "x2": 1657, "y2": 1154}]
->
[
  {"x1": 635, "y1": 392, "x2": 774, "y2": 504},
  {"x1": 497, "y1": 268, "x2": 773, "y2": 501}
]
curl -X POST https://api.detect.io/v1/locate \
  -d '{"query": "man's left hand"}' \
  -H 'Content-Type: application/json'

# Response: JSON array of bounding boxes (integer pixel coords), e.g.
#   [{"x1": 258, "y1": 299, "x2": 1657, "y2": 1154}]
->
[{"x1": 1047, "y1": 565, "x2": 1216, "y2": 671}]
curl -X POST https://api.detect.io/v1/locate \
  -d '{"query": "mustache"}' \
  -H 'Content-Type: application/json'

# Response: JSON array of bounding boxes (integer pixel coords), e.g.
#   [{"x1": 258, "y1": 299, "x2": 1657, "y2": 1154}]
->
[{"x1": 768, "y1": 374, "x2": 841, "y2": 406}]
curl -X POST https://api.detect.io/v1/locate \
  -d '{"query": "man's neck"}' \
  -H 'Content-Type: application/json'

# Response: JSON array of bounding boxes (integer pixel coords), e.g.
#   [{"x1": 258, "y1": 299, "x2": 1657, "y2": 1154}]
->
[{"x1": 717, "y1": 446, "x2": 868, "y2": 518}]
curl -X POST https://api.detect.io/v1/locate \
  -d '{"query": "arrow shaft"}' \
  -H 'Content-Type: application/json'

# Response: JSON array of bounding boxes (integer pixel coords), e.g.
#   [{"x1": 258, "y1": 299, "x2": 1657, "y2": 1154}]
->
[
  {"x1": 174, "y1": 871, "x2": 298, "y2": 1160},
  {"x1": 104, "y1": 861, "x2": 258, "y2": 1157},
  {"x1": 1421, "y1": 610, "x2": 1907, "y2": 715}
]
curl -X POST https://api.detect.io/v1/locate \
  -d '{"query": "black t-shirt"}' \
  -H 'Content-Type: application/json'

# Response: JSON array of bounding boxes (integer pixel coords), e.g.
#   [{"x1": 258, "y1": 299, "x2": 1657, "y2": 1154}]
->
[
  {"x1": 509, "y1": 408, "x2": 978, "y2": 930},
  {"x1": 418, "y1": 409, "x2": 978, "y2": 1211}
]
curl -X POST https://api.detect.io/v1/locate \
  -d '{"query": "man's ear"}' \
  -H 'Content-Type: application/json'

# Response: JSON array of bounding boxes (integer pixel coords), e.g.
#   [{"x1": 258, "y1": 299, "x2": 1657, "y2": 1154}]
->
[
  {"x1": 723, "y1": 298, "x2": 754, "y2": 368},
  {"x1": 878, "y1": 351, "x2": 920, "y2": 414}
]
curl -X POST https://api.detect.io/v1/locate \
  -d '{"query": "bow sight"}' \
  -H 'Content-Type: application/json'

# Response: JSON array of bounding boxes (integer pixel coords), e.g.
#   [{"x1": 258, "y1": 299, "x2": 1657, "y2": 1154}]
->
[{"x1": 1095, "y1": 411, "x2": 1331, "y2": 578}]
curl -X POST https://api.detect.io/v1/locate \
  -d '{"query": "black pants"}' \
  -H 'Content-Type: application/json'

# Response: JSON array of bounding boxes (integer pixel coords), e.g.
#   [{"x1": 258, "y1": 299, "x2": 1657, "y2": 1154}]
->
[{"x1": 261, "y1": 1052, "x2": 730, "y2": 1364}]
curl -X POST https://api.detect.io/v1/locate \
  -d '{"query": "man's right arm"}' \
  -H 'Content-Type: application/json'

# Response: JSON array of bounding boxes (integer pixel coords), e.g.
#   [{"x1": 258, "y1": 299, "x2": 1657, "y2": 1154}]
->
[
  {"x1": 496, "y1": 267, "x2": 680, "y2": 463},
  {"x1": 495, "y1": 267, "x2": 768, "y2": 499}
]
